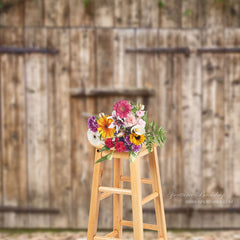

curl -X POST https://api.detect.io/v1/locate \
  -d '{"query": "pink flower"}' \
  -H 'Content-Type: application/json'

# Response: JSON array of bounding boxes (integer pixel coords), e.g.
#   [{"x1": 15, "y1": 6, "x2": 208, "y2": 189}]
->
[
  {"x1": 137, "y1": 118, "x2": 146, "y2": 127},
  {"x1": 125, "y1": 113, "x2": 137, "y2": 127},
  {"x1": 113, "y1": 100, "x2": 131, "y2": 119},
  {"x1": 136, "y1": 110, "x2": 145, "y2": 117}
]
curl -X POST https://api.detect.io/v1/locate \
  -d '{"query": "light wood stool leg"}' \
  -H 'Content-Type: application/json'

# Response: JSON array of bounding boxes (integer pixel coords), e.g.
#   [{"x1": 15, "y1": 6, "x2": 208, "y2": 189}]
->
[
  {"x1": 149, "y1": 147, "x2": 168, "y2": 240},
  {"x1": 130, "y1": 156, "x2": 144, "y2": 240},
  {"x1": 113, "y1": 158, "x2": 123, "y2": 238},
  {"x1": 87, "y1": 150, "x2": 104, "y2": 240}
]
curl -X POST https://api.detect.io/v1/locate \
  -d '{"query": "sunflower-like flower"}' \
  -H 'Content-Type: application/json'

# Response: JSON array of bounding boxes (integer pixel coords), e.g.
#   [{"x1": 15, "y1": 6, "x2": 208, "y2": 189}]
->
[
  {"x1": 129, "y1": 132, "x2": 146, "y2": 146},
  {"x1": 97, "y1": 115, "x2": 115, "y2": 139}
]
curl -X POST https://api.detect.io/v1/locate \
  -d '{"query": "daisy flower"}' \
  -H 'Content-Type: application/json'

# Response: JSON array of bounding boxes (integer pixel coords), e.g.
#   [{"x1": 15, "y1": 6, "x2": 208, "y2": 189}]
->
[
  {"x1": 87, "y1": 129, "x2": 102, "y2": 146},
  {"x1": 97, "y1": 115, "x2": 115, "y2": 139}
]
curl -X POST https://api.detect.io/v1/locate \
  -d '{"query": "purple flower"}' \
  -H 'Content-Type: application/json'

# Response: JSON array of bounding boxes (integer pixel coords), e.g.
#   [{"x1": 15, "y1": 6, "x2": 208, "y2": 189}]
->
[
  {"x1": 125, "y1": 135, "x2": 131, "y2": 146},
  {"x1": 124, "y1": 145, "x2": 130, "y2": 152},
  {"x1": 131, "y1": 144, "x2": 141, "y2": 153},
  {"x1": 88, "y1": 116, "x2": 98, "y2": 132}
]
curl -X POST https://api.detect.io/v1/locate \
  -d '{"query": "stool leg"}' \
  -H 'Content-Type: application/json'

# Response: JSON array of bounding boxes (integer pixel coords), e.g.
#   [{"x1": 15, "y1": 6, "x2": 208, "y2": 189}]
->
[
  {"x1": 149, "y1": 147, "x2": 168, "y2": 240},
  {"x1": 130, "y1": 156, "x2": 144, "y2": 240},
  {"x1": 87, "y1": 150, "x2": 104, "y2": 240},
  {"x1": 113, "y1": 158, "x2": 123, "y2": 238}
]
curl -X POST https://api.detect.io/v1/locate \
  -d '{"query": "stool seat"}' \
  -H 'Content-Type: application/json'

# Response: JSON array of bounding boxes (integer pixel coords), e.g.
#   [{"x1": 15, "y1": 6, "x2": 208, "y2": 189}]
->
[{"x1": 87, "y1": 145, "x2": 168, "y2": 240}]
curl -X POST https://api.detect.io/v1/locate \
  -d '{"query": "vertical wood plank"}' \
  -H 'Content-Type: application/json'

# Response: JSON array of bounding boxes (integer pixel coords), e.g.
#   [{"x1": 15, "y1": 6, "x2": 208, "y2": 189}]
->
[
  {"x1": 149, "y1": 147, "x2": 167, "y2": 240},
  {"x1": 202, "y1": 28, "x2": 225, "y2": 228},
  {"x1": 181, "y1": 0, "x2": 201, "y2": 28},
  {"x1": 96, "y1": 28, "x2": 114, "y2": 228},
  {"x1": 44, "y1": 0, "x2": 69, "y2": 26},
  {"x1": 24, "y1": 0, "x2": 43, "y2": 26},
  {"x1": 226, "y1": 0, "x2": 240, "y2": 27},
  {"x1": 69, "y1": 0, "x2": 94, "y2": 26},
  {"x1": 225, "y1": 29, "x2": 240, "y2": 228},
  {"x1": 0, "y1": 0, "x2": 24, "y2": 26},
  {"x1": 87, "y1": 151, "x2": 104, "y2": 240},
  {"x1": 160, "y1": 0, "x2": 182, "y2": 28},
  {"x1": 114, "y1": 0, "x2": 139, "y2": 28},
  {"x1": 0, "y1": 28, "x2": 28, "y2": 228},
  {"x1": 113, "y1": 158, "x2": 122, "y2": 238},
  {"x1": 95, "y1": 0, "x2": 114, "y2": 27},
  {"x1": 70, "y1": 28, "x2": 96, "y2": 228},
  {"x1": 48, "y1": 28, "x2": 72, "y2": 227},
  {"x1": 204, "y1": 0, "x2": 226, "y2": 28},
  {"x1": 181, "y1": 30, "x2": 202, "y2": 228},
  {"x1": 140, "y1": 0, "x2": 158, "y2": 28},
  {"x1": 25, "y1": 28, "x2": 50, "y2": 228},
  {"x1": 130, "y1": 156, "x2": 143, "y2": 240}
]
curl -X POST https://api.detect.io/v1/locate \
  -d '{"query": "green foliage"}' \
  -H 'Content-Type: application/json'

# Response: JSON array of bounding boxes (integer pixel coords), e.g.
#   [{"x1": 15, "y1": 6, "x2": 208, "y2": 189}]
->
[
  {"x1": 99, "y1": 145, "x2": 110, "y2": 152},
  {"x1": 129, "y1": 150, "x2": 139, "y2": 163},
  {"x1": 184, "y1": 9, "x2": 191, "y2": 16},
  {"x1": 95, "y1": 151, "x2": 113, "y2": 164},
  {"x1": 144, "y1": 112, "x2": 167, "y2": 154},
  {"x1": 0, "y1": 0, "x2": 3, "y2": 8},
  {"x1": 82, "y1": 0, "x2": 92, "y2": 8},
  {"x1": 158, "y1": 1, "x2": 165, "y2": 8}
]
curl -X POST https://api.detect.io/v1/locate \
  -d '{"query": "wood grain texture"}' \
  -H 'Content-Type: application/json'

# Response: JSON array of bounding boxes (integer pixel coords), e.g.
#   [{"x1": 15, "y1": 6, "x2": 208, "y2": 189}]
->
[
  {"x1": 69, "y1": 0, "x2": 94, "y2": 26},
  {"x1": 95, "y1": 0, "x2": 114, "y2": 27},
  {"x1": 114, "y1": 0, "x2": 139, "y2": 28},
  {"x1": 24, "y1": 0, "x2": 43, "y2": 26},
  {"x1": 226, "y1": 0, "x2": 240, "y2": 27},
  {"x1": 0, "y1": 28, "x2": 28, "y2": 228},
  {"x1": 225, "y1": 29, "x2": 240, "y2": 228},
  {"x1": 0, "y1": 0, "x2": 24, "y2": 26},
  {"x1": 160, "y1": 0, "x2": 182, "y2": 28},
  {"x1": 202, "y1": 28, "x2": 225, "y2": 228},
  {"x1": 25, "y1": 28, "x2": 49, "y2": 228},
  {"x1": 70, "y1": 28, "x2": 95, "y2": 228},
  {"x1": 181, "y1": 30, "x2": 202, "y2": 228},
  {"x1": 47, "y1": 28, "x2": 72, "y2": 227},
  {"x1": 44, "y1": 0, "x2": 69, "y2": 26},
  {"x1": 140, "y1": 0, "x2": 158, "y2": 28}
]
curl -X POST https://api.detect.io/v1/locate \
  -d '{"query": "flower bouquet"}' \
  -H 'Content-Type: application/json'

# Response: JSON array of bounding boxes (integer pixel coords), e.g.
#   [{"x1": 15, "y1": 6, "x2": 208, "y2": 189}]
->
[{"x1": 87, "y1": 100, "x2": 166, "y2": 163}]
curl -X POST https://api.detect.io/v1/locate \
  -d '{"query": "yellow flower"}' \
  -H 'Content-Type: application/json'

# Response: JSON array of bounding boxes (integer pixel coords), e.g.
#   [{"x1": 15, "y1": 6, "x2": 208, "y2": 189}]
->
[
  {"x1": 97, "y1": 115, "x2": 115, "y2": 139},
  {"x1": 130, "y1": 133, "x2": 146, "y2": 145}
]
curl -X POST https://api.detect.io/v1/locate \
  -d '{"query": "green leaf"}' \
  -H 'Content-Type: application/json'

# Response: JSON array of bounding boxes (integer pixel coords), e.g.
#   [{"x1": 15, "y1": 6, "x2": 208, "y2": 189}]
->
[
  {"x1": 95, "y1": 152, "x2": 113, "y2": 164},
  {"x1": 99, "y1": 145, "x2": 110, "y2": 152},
  {"x1": 184, "y1": 9, "x2": 191, "y2": 16},
  {"x1": 158, "y1": 1, "x2": 165, "y2": 8},
  {"x1": 129, "y1": 151, "x2": 138, "y2": 163}
]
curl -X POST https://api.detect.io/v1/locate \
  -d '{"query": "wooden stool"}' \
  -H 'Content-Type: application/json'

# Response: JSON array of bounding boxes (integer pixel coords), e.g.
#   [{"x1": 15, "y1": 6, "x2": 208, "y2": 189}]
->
[{"x1": 87, "y1": 145, "x2": 167, "y2": 240}]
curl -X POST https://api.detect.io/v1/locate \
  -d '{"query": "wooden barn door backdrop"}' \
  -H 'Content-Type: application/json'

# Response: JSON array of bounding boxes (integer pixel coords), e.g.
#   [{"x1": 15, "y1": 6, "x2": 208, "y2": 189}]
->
[{"x1": 0, "y1": 0, "x2": 240, "y2": 230}]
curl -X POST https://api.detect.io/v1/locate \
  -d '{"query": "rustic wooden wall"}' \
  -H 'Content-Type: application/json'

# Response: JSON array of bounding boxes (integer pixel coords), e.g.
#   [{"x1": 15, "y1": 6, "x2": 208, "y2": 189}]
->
[{"x1": 0, "y1": 0, "x2": 240, "y2": 229}]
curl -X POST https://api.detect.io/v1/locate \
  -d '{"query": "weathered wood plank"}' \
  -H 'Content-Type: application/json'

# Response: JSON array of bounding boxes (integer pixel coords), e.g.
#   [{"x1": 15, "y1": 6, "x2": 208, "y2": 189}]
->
[
  {"x1": 181, "y1": 30, "x2": 202, "y2": 228},
  {"x1": 70, "y1": 28, "x2": 95, "y2": 228},
  {"x1": 0, "y1": 0, "x2": 24, "y2": 26},
  {"x1": 160, "y1": 0, "x2": 181, "y2": 28},
  {"x1": 47, "y1": 28, "x2": 72, "y2": 227},
  {"x1": 202, "y1": 28, "x2": 225, "y2": 228},
  {"x1": 224, "y1": 29, "x2": 240, "y2": 228},
  {"x1": 181, "y1": 0, "x2": 201, "y2": 28},
  {"x1": 24, "y1": 0, "x2": 43, "y2": 26},
  {"x1": 140, "y1": 0, "x2": 158, "y2": 28},
  {"x1": 44, "y1": 0, "x2": 69, "y2": 26},
  {"x1": 96, "y1": 29, "x2": 114, "y2": 229},
  {"x1": 226, "y1": 0, "x2": 240, "y2": 27},
  {"x1": 69, "y1": 0, "x2": 94, "y2": 26},
  {"x1": 114, "y1": 0, "x2": 139, "y2": 28},
  {"x1": 95, "y1": 0, "x2": 114, "y2": 27},
  {"x1": 25, "y1": 28, "x2": 49, "y2": 228},
  {"x1": 0, "y1": 28, "x2": 28, "y2": 228}
]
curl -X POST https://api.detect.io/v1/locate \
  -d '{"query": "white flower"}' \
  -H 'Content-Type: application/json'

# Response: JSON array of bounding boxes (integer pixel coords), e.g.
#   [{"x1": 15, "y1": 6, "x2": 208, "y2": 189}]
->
[
  {"x1": 87, "y1": 129, "x2": 102, "y2": 146},
  {"x1": 139, "y1": 104, "x2": 145, "y2": 111},
  {"x1": 131, "y1": 125, "x2": 145, "y2": 135}
]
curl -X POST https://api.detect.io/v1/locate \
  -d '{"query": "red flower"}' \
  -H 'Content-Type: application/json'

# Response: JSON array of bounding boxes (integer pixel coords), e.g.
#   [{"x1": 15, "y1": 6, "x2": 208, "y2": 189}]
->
[
  {"x1": 115, "y1": 141, "x2": 125, "y2": 152},
  {"x1": 105, "y1": 138, "x2": 115, "y2": 148}
]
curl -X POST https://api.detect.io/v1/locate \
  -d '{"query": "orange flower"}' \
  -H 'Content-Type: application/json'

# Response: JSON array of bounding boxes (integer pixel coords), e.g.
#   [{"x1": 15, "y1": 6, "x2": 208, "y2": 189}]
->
[{"x1": 97, "y1": 115, "x2": 115, "y2": 139}]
